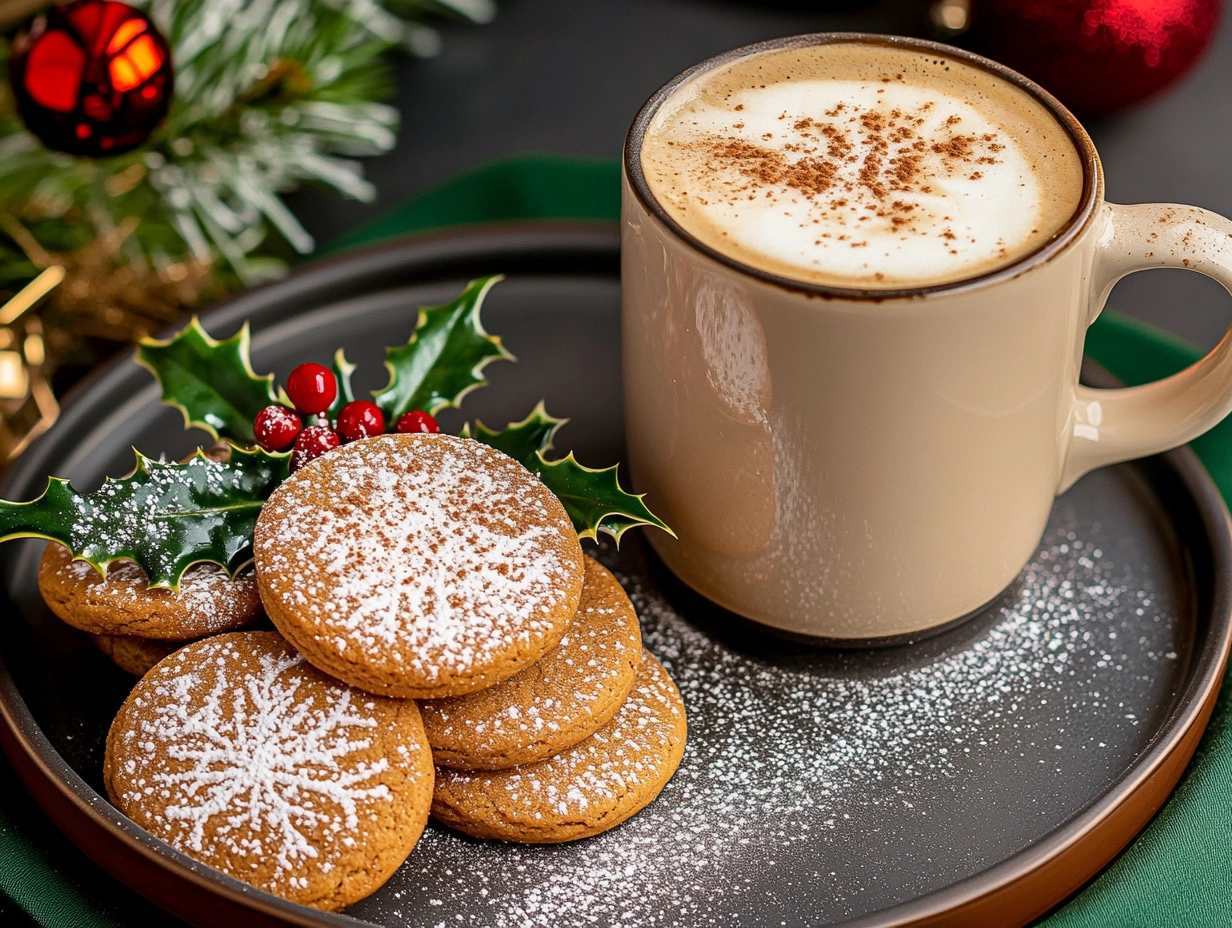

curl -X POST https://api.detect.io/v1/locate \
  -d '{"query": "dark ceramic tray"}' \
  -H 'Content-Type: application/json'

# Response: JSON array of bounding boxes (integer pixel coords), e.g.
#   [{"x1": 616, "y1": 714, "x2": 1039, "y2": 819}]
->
[{"x1": 1, "y1": 223, "x2": 1230, "y2": 928}]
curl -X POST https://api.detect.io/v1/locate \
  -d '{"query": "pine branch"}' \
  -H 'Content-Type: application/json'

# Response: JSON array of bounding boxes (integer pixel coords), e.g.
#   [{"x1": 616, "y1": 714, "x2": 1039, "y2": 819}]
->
[{"x1": 0, "y1": 0, "x2": 495, "y2": 296}]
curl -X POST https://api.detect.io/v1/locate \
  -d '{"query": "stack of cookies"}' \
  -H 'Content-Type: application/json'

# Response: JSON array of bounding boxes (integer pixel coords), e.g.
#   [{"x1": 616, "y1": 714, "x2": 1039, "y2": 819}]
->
[
  {"x1": 424, "y1": 559, "x2": 686, "y2": 843},
  {"x1": 76, "y1": 433, "x2": 686, "y2": 911},
  {"x1": 254, "y1": 433, "x2": 688, "y2": 844}
]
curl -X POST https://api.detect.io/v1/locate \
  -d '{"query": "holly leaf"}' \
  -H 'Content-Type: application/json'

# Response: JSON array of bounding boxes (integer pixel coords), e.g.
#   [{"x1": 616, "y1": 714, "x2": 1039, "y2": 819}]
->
[
  {"x1": 469, "y1": 405, "x2": 673, "y2": 544},
  {"x1": 326, "y1": 348, "x2": 358, "y2": 420},
  {"x1": 530, "y1": 454, "x2": 674, "y2": 543},
  {"x1": 0, "y1": 444, "x2": 290, "y2": 589},
  {"x1": 137, "y1": 318, "x2": 276, "y2": 443},
  {"x1": 463, "y1": 401, "x2": 567, "y2": 462},
  {"x1": 372, "y1": 276, "x2": 513, "y2": 421}
]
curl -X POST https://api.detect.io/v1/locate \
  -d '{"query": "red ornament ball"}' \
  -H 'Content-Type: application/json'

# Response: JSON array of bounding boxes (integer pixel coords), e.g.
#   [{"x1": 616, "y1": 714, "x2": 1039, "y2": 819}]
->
[
  {"x1": 253, "y1": 405, "x2": 301, "y2": 452},
  {"x1": 285, "y1": 363, "x2": 337, "y2": 415},
  {"x1": 971, "y1": 0, "x2": 1222, "y2": 115},
  {"x1": 336, "y1": 401, "x2": 386, "y2": 443},
  {"x1": 290, "y1": 425, "x2": 340, "y2": 471},
  {"x1": 9, "y1": 0, "x2": 173, "y2": 157},
  {"x1": 395, "y1": 410, "x2": 440, "y2": 434}
]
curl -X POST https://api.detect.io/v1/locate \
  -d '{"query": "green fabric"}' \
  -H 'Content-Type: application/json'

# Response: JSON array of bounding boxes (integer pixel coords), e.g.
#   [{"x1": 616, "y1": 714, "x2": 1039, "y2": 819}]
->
[
  {"x1": 2, "y1": 154, "x2": 1230, "y2": 926},
  {"x1": 0, "y1": 829, "x2": 121, "y2": 928},
  {"x1": 0, "y1": 761, "x2": 126, "y2": 927},
  {"x1": 1044, "y1": 312, "x2": 1232, "y2": 928},
  {"x1": 327, "y1": 153, "x2": 622, "y2": 252}
]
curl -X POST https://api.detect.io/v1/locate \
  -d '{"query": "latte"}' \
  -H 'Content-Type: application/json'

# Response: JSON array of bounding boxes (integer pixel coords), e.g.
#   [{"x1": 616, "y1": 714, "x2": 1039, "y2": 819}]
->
[{"x1": 638, "y1": 41, "x2": 1085, "y2": 288}]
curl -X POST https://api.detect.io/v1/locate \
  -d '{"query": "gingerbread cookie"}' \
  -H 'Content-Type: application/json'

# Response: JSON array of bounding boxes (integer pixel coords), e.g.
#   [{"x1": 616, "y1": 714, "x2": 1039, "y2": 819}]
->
[
  {"x1": 431, "y1": 652, "x2": 687, "y2": 843},
  {"x1": 105, "y1": 631, "x2": 434, "y2": 911},
  {"x1": 422, "y1": 556, "x2": 642, "y2": 769},
  {"x1": 92, "y1": 634, "x2": 182, "y2": 676},
  {"x1": 38, "y1": 541, "x2": 262, "y2": 639},
  {"x1": 254, "y1": 434, "x2": 584, "y2": 699}
]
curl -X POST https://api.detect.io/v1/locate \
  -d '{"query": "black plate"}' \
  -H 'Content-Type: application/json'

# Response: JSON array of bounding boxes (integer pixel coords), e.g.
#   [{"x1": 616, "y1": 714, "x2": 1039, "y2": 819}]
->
[{"x1": 1, "y1": 223, "x2": 1229, "y2": 928}]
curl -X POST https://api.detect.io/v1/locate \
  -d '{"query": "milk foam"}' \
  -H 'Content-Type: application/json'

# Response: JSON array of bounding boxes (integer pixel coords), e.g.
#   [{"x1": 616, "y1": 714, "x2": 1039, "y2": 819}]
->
[{"x1": 639, "y1": 43, "x2": 1085, "y2": 288}]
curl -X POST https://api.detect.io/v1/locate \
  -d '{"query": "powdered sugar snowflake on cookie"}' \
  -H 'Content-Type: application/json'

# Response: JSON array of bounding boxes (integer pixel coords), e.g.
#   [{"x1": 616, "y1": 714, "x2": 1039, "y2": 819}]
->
[
  {"x1": 156, "y1": 653, "x2": 387, "y2": 871},
  {"x1": 105, "y1": 632, "x2": 434, "y2": 912}
]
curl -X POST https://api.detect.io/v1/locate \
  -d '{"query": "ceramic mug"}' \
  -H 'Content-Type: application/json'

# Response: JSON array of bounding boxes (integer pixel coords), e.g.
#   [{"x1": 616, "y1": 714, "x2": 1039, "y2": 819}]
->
[{"x1": 621, "y1": 33, "x2": 1232, "y2": 642}]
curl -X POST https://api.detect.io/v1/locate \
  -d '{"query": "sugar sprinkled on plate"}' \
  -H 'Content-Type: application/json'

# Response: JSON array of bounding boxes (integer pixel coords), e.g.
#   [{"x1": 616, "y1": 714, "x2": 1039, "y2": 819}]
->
[{"x1": 362, "y1": 489, "x2": 1184, "y2": 927}]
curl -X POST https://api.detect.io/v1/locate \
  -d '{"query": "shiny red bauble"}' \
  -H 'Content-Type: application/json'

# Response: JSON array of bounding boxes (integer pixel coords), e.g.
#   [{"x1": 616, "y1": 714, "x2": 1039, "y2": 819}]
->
[
  {"x1": 285, "y1": 363, "x2": 337, "y2": 415},
  {"x1": 9, "y1": 0, "x2": 173, "y2": 157},
  {"x1": 395, "y1": 410, "x2": 439, "y2": 434},
  {"x1": 290, "y1": 425, "x2": 340, "y2": 471},
  {"x1": 253, "y1": 405, "x2": 302, "y2": 452},
  {"x1": 971, "y1": 0, "x2": 1222, "y2": 115},
  {"x1": 336, "y1": 400, "x2": 386, "y2": 443}
]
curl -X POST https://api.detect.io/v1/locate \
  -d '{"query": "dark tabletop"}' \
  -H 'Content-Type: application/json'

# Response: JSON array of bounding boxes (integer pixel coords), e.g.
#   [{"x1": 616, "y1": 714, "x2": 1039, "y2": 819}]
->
[{"x1": 288, "y1": 0, "x2": 1232, "y2": 351}]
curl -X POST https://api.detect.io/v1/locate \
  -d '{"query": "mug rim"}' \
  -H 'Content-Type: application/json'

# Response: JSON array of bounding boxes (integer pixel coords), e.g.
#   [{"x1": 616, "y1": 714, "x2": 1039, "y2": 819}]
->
[{"x1": 623, "y1": 32, "x2": 1104, "y2": 301}]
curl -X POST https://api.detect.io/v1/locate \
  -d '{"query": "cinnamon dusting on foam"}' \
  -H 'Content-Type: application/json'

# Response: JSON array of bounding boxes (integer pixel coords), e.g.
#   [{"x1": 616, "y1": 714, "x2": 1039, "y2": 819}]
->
[{"x1": 640, "y1": 43, "x2": 1084, "y2": 288}]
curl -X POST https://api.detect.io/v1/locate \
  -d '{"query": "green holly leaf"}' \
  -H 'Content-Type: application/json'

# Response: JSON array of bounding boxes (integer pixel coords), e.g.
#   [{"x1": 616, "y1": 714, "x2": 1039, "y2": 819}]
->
[
  {"x1": 530, "y1": 454, "x2": 674, "y2": 543},
  {"x1": 469, "y1": 405, "x2": 673, "y2": 544},
  {"x1": 137, "y1": 318, "x2": 277, "y2": 443},
  {"x1": 373, "y1": 276, "x2": 513, "y2": 421},
  {"x1": 0, "y1": 444, "x2": 290, "y2": 589},
  {"x1": 463, "y1": 401, "x2": 567, "y2": 462},
  {"x1": 326, "y1": 348, "x2": 358, "y2": 420}
]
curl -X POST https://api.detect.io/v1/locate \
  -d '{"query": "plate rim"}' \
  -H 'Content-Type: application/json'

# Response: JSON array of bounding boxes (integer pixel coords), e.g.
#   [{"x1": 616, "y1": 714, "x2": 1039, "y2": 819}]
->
[{"x1": 0, "y1": 221, "x2": 1229, "y2": 928}]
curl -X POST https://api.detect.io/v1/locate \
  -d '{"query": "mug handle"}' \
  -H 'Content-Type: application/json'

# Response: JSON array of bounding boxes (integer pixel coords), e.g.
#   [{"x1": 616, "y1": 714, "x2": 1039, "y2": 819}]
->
[{"x1": 1059, "y1": 202, "x2": 1232, "y2": 492}]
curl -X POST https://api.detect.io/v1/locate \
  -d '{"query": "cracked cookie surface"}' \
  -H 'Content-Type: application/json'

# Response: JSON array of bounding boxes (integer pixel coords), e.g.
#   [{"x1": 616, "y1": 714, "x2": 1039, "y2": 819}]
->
[{"x1": 254, "y1": 434, "x2": 584, "y2": 699}]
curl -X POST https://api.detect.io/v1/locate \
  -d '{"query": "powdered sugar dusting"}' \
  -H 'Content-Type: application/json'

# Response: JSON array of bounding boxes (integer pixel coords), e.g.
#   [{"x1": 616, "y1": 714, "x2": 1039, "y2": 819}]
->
[
  {"x1": 109, "y1": 636, "x2": 400, "y2": 884},
  {"x1": 56, "y1": 550, "x2": 255, "y2": 630},
  {"x1": 434, "y1": 653, "x2": 681, "y2": 825},
  {"x1": 359, "y1": 484, "x2": 1186, "y2": 926},
  {"x1": 255, "y1": 435, "x2": 580, "y2": 685},
  {"x1": 421, "y1": 558, "x2": 642, "y2": 761}
]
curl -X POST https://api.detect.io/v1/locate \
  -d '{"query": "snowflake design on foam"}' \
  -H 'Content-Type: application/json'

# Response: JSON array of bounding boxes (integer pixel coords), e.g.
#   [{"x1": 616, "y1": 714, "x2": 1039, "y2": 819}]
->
[{"x1": 146, "y1": 650, "x2": 391, "y2": 877}]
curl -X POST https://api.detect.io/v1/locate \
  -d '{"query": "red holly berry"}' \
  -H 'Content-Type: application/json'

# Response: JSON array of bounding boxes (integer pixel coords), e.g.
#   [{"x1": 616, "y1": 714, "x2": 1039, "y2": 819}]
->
[
  {"x1": 336, "y1": 400, "x2": 386, "y2": 443},
  {"x1": 285, "y1": 362, "x2": 337, "y2": 415},
  {"x1": 253, "y1": 405, "x2": 301, "y2": 451},
  {"x1": 290, "y1": 425, "x2": 339, "y2": 471},
  {"x1": 395, "y1": 410, "x2": 439, "y2": 434}
]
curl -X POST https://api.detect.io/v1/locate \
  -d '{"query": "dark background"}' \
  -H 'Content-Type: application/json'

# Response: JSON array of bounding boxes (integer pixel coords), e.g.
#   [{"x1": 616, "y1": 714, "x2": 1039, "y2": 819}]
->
[{"x1": 289, "y1": 0, "x2": 1232, "y2": 351}]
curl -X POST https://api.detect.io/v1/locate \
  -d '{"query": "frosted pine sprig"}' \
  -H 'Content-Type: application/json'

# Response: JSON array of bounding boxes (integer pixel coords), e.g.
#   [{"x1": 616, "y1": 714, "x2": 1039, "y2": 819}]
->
[{"x1": 0, "y1": 0, "x2": 495, "y2": 291}]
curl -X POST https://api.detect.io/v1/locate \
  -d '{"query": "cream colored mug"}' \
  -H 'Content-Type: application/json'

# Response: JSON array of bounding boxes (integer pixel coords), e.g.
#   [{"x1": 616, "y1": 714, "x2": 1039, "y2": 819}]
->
[{"x1": 621, "y1": 33, "x2": 1232, "y2": 641}]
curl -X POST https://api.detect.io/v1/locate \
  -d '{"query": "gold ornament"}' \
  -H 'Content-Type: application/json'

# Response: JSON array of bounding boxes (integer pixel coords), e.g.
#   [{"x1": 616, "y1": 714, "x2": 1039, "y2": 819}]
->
[
  {"x1": 0, "y1": 267, "x2": 62, "y2": 462},
  {"x1": 0, "y1": 216, "x2": 214, "y2": 462}
]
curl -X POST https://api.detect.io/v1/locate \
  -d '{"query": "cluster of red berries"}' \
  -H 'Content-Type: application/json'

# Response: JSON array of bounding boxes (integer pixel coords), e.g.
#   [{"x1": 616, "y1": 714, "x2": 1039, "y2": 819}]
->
[{"x1": 254, "y1": 362, "x2": 439, "y2": 470}]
